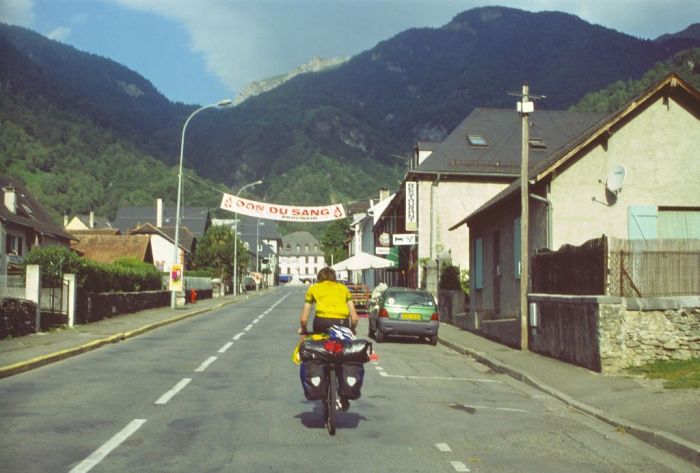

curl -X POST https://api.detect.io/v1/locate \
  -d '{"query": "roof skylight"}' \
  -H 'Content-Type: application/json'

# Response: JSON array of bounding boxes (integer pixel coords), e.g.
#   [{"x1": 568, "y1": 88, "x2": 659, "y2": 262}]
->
[{"x1": 467, "y1": 134, "x2": 487, "y2": 146}]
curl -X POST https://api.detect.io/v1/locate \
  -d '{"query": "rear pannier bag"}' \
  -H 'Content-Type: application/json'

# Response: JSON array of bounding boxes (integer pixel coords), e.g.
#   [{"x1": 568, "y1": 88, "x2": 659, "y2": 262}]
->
[
  {"x1": 338, "y1": 362, "x2": 365, "y2": 400},
  {"x1": 299, "y1": 338, "x2": 373, "y2": 363},
  {"x1": 300, "y1": 359, "x2": 327, "y2": 400}
]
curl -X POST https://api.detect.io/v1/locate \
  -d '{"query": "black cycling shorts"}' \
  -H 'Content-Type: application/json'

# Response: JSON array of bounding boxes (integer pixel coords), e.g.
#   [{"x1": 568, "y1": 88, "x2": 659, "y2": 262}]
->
[{"x1": 312, "y1": 316, "x2": 350, "y2": 334}]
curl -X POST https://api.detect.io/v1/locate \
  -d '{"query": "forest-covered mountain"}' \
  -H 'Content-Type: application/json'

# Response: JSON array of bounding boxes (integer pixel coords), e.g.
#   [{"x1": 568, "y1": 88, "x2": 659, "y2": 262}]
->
[{"x1": 1, "y1": 6, "x2": 699, "y2": 224}]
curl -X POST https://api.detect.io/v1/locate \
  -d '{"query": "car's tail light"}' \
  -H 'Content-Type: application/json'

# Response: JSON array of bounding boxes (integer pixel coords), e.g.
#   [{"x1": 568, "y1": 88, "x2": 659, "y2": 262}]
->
[
  {"x1": 431, "y1": 312, "x2": 439, "y2": 321},
  {"x1": 379, "y1": 308, "x2": 389, "y2": 318}
]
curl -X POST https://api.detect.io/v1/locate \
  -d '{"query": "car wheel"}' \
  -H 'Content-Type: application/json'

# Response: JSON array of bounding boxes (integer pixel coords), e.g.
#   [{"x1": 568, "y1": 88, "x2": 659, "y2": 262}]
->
[
  {"x1": 375, "y1": 329, "x2": 385, "y2": 343},
  {"x1": 428, "y1": 335, "x2": 438, "y2": 346}
]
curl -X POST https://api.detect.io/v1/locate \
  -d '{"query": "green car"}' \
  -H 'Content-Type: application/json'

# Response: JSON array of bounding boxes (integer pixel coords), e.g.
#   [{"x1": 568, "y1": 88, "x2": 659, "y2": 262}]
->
[{"x1": 368, "y1": 287, "x2": 439, "y2": 345}]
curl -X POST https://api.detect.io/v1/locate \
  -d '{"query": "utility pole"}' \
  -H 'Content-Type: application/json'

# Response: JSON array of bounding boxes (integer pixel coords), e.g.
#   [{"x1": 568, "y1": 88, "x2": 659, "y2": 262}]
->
[
  {"x1": 510, "y1": 83, "x2": 545, "y2": 351},
  {"x1": 520, "y1": 83, "x2": 530, "y2": 351}
]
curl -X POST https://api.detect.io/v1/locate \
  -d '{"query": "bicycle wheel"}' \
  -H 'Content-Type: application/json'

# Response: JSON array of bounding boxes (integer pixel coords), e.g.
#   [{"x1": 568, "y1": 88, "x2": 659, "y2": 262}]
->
[{"x1": 326, "y1": 369, "x2": 337, "y2": 435}]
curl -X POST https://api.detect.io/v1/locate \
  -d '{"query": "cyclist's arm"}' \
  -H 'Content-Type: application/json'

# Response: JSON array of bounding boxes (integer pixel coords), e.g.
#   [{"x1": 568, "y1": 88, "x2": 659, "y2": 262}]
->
[
  {"x1": 299, "y1": 302, "x2": 312, "y2": 334},
  {"x1": 347, "y1": 300, "x2": 359, "y2": 334}
]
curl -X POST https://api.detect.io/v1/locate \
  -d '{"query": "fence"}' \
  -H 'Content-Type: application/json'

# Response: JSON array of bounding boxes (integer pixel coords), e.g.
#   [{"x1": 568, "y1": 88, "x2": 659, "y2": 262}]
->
[
  {"x1": 531, "y1": 237, "x2": 607, "y2": 295},
  {"x1": 531, "y1": 237, "x2": 700, "y2": 297},
  {"x1": 608, "y1": 238, "x2": 700, "y2": 297}
]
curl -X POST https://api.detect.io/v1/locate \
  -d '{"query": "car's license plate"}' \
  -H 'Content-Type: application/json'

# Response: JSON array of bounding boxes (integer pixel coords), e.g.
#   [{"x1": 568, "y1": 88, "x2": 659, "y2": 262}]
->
[{"x1": 402, "y1": 313, "x2": 421, "y2": 320}]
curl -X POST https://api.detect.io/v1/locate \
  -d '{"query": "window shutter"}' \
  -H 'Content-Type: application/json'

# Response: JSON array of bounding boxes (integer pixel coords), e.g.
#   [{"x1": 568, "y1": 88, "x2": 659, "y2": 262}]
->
[
  {"x1": 474, "y1": 238, "x2": 483, "y2": 289},
  {"x1": 514, "y1": 217, "x2": 521, "y2": 279},
  {"x1": 628, "y1": 205, "x2": 658, "y2": 240}
]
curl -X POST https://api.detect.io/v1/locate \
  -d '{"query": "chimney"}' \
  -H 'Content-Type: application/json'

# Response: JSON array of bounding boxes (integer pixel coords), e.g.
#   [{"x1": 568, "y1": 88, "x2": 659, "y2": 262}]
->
[
  {"x1": 379, "y1": 188, "x2": 390, "y2": 202},
  {"x1": 89, "y1": 210, "x2": 95, "y2": 229},
  {"x1": 156, "y1": 198, "x2": 163, "y2": 227},
  {"x1": 64, "y1": 215, "x2": 69, "y2": 227},
  {"x1": 3, "y1": 187, "x2": 16, "y2": 214}
]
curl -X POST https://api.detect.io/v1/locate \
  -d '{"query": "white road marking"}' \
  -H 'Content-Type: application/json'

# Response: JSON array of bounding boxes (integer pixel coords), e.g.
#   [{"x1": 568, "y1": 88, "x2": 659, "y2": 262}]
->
[
  {"x1": 194, "y1": 356, "x2": 218, "y2": 372},
  {"x1": 375, "y1": 366, "x2": 385, "y2": 371},
  {"x1": 218, "y1": 342, "x2": 234, "y2": 353},
  {"x1": 451, "y1": 461, "x2": 470, "y2": 472},
  {"x1": 379, "y1": 371, "x2": 388, "y2": 377},
  {"x1": 464, "y1": 405, "x2": 529, "y2": 413},
  {"x1": 233, "y1": 332, "x2": 244, "y2": 340},
  {"x1": 69, "y1": 419, "x2": 147, "y2": 473},
  {"x1": 382, "y1": 374, "x2": 500, "y2": 383},
  {"x1": 244, "y1": 324, "x2": 253, "y2": 331},
  {"x1": 435, "y1": 443, "x2": 452, "y2": 452},
  {"x1": 155, "y1": 378, "x2": 192, "y2": 405},
  {"x1": 252, "y1": 318, "x2": 259, "y2": 324}
]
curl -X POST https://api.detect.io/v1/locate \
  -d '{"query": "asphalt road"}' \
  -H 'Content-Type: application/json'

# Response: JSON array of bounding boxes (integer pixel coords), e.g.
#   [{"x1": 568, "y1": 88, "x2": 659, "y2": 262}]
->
[{"x1": 0, "y1": 287, "x2": 696, "y2": 472}]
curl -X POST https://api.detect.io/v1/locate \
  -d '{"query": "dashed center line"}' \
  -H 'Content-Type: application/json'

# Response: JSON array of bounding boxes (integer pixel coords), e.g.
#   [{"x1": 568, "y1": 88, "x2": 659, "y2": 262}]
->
[
  {"x1": 69, "y1": 419, "x2": 147, "y2": 473},
  {"x1": 436, "y1": 443, "x2": 452, "y2": 452},
  {"x1": 233, "y1": 332, "x2": 244, "y2": 340},
  {"x1": 451, "y1": 461, "x2": 470, "y2": 472},
  {"x1": 195, "y1": 356, "x2": 218, "y2": 372},
  {"x1": 244, "y1": 324, "x2": 253, "y2": 331},
  {"x1": 218, "y1": 342, "x2": 234, "y2": 353},
  {"x1": 155, "y1": 378, "x2": 192, "y2": 405}
]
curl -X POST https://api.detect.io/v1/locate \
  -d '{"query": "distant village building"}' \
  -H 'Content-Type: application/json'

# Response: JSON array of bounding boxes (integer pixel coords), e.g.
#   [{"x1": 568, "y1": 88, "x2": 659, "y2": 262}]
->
[{"x1": 279, "y1": 231, "x2": 325, "y2": 282}]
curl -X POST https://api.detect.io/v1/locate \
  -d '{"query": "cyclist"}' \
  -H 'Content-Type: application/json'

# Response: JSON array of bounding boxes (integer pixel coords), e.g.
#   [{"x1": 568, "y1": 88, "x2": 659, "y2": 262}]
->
[{"x1": 298, "y1": 267, "x2": 359, "y2": 336}]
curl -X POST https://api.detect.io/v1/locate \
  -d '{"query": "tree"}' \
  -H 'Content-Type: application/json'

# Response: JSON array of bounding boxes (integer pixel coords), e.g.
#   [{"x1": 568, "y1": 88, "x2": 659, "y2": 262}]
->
[
  {"x1": 192, "y1": 225, "x2": 248, "y2": 281},
  {"x1": 320, "y1": 218, "x2": 350, "y2": 266}
]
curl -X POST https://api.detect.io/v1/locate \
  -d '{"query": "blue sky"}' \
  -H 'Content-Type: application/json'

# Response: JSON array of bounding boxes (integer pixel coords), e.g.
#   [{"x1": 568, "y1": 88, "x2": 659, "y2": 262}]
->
[{"x1": 2, "y1": 0, "x2": 699, "y2": 106}]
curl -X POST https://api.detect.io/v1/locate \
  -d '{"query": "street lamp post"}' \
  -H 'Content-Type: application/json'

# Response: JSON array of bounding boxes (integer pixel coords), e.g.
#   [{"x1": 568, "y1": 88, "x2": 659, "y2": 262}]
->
[
  {"x1": 171, "y1": 99, "x2": 232, "y2": 309},
  {"x1": 232, "y1": 180, "x2": 262, "y2": 296}
]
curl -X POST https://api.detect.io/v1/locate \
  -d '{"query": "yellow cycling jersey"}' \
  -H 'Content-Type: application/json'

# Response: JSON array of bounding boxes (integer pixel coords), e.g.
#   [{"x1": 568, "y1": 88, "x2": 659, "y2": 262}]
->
[{"x1": 304, "y1": 280, "x2": 351, "y2": 319}]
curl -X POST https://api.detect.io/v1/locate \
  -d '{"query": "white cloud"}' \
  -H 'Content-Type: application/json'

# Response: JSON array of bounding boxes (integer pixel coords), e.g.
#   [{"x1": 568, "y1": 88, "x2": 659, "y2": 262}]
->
[
  {"x1": 47, "y1": 26, "x2": 71, "y2": 41},
  {"x1": 0, "y1": 0, "x2": 35, "y2": 26}
]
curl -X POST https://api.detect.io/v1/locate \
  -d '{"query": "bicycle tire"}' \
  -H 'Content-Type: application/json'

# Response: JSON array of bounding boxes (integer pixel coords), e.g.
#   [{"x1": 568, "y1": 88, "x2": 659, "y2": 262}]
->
[{"x1": 326, "y1": 369, "x2": 337, "y2": 435}]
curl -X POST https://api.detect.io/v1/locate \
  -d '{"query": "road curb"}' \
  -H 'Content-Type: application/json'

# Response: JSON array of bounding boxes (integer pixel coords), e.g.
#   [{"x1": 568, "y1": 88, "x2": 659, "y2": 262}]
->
[
  {"x1": 0, "y1": 297, "x2": 240, "y2": 380},
  {"x1": 438, "y1": 336, "x2": 700, "y2": 468}
]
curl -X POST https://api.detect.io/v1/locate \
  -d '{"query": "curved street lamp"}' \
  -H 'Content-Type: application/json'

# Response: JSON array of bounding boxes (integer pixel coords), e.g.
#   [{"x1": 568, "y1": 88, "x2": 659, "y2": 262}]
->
[
  {"x1": 171, "y1": 99, "x2": 232, "y2": 309},
  {"x1": 232, "y1": 179, "x2": 262, "y2": 296}
]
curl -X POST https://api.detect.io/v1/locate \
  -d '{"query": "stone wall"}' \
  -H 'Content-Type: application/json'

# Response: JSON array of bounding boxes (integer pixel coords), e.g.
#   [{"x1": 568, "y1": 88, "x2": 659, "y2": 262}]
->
[
  {"x1": 600, "y1": 297, "x2": 700, "y2": 372},
  {"x1": 529, "y1": 294, "x2": 700, "y2": 373},
  {"x1": 0, "y1": 298, "x2": 37, "y2": 338}
]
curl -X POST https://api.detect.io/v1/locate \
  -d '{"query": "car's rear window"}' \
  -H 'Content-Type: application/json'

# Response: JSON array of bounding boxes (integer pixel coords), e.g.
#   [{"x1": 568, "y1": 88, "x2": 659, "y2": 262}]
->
[{"x1": 386, "y1": 291, "x2": 434, "y2": 307}]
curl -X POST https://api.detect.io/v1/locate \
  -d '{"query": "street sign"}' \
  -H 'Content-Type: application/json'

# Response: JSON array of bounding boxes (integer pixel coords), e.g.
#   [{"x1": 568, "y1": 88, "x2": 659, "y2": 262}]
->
[
  {"x1": 405, "y1": 181, "x2": 417, "y2": 231},
  {"x1": 393, "y1": 233, "x2": 417, "y2": 245}
]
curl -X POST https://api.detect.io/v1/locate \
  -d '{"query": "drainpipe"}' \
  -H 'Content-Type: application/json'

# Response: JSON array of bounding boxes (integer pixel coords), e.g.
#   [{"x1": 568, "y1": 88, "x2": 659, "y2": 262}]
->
[{"x1": 529, "y1": 193, "x2": 553, "y2": 250}]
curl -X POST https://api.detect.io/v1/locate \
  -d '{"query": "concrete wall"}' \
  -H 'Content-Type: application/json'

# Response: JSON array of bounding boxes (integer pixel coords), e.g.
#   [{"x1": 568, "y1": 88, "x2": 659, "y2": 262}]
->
[
  {"x1": 549, "y1": 95, "x2": 700, "y2": 249},
  {"x1": 529, "y1": 294, "x2": 700, "y2": 373}
]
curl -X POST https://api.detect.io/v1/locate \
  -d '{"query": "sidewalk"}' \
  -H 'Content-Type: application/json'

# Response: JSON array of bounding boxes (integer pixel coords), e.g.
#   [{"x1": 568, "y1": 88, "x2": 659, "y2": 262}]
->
[
  {"x1": 0, "y1": 292, "x2": 254, "y2": 379},
  {"x1": 1, "y1": 295, "x2": 698, "y2": 467},
  {"x1": 438, "y1": 323, "x2": 700, "y2": 468}
]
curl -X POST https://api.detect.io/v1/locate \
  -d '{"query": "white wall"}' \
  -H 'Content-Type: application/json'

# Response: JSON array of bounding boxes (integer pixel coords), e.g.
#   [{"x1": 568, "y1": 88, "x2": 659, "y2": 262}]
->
[{"x1": 550, "y1": 95, "x2": 700, "y2": 249}]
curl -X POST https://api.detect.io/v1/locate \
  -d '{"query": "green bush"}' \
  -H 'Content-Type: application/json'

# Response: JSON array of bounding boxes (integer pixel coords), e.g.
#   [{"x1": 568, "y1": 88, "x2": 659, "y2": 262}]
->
[
  {"x1": 24, "y1": 246, "x2": 162, "y2": 293},
  {"x1": 439, "y1": 265, "x2": 462, "y2": 291}
]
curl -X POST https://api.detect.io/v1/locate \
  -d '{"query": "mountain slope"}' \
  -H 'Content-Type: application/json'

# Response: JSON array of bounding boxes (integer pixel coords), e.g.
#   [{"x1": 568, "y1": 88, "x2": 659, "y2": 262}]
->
[{"x1": 2, "y1": 8, "x2": 700, "y2": 218}]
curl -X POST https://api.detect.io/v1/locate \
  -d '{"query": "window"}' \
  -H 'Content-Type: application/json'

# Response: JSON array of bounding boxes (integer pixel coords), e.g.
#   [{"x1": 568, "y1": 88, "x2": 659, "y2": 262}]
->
[
  {"x1": 305, "y1": 244, "x2": 309, "y2": 252},
  {"x1": 6, "y1": 234, "x2": 23, "y2": 256},
  {"x1": 314, "y1": 244, "x2": 318, "y2": 251},
  {"x1": 296, "y1": 244, "x2": 300, "y2": 252},
  {"x1": 473, "y1": 238, "x2": 483, "y2": 289},
  {"x1": 628, "y1": 205, "x2": 658, "y2": 240},
  {"x1": 467, "y1": 134, "x2": 487, "y2": 147}
]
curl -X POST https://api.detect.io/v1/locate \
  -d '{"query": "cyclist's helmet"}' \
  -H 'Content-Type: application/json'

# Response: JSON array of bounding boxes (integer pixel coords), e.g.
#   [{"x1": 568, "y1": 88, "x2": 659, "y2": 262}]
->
[{"x1": 328, "y1": 325, "x2": 354, "y2": 342}]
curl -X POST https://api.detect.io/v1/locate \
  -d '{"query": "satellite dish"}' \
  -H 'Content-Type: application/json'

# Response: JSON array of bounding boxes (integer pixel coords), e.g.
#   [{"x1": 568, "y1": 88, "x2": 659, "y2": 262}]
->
[{"x1": 606, "y1": 165, "x2": 627, "y2": 193}]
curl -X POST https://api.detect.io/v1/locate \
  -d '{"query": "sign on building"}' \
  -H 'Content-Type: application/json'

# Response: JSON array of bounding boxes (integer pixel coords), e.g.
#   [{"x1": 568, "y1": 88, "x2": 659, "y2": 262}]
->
[
  {"x1": 405, "y1": 181, "x2": 417, "y2": 231},
  {"x1": 393, "y1": 233, "x2": 417, "y2": 245}
]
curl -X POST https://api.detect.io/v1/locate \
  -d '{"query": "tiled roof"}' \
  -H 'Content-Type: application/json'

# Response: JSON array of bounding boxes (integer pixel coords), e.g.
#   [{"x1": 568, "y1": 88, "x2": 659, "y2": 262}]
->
[{"x1": 70, "y1": 234, "x2": 152, "y2": 264}]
